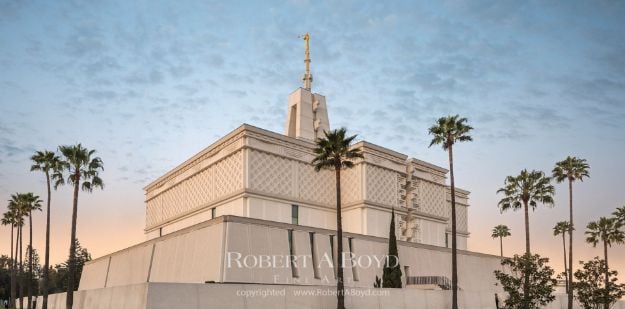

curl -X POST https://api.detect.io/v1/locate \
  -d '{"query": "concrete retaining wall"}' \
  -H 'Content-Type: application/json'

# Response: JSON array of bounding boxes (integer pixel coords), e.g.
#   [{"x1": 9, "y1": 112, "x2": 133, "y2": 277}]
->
[
  {"x1": 79, "y1": 216, "x2": 504, "y2": 292},
  {"x1": 24, "y1": 283, "x2": 147, "y2": 309},
  {"x1": 21, "y1": 283, "x2": 625, "y2": 309}
]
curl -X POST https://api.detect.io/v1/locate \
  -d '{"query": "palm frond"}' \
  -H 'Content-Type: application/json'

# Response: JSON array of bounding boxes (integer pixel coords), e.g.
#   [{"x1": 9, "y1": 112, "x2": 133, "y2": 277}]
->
[
  {"x1": 552, "y1": 156, "x2": 590, "y2": 183},
  {"x1": 496, "y1": 169, "x2": 555, "y2": 213},
  {"x1": 428, "y1": 115, "x2": 474, "y2": 150},
  {"x1": 311, "y1": 127, "x2": 362, "y2": 172},
  {"x1": 58, "y1": 143, "x2": 105, "y2": 192},
  {"x1": 553, "y1": 221, "x2": 572, "y2": 236},
  {"x1": 585, "y1": 217, "x2": 625, "y2": 248},
  {"x1": 491, "y1": 225, "x2": 511, "y2": 238}
]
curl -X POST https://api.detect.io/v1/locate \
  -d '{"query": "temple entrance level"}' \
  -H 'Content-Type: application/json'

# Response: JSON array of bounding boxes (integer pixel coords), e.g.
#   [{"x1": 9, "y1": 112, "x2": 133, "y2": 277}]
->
[{"x1": 79, "y1": 216, "x2": 494, "y2": 291}]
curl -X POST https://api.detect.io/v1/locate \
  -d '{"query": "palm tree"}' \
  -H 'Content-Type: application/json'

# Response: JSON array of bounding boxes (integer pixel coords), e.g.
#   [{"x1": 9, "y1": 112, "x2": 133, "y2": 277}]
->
[
  {"x1": 553, "y1": 221, "x2": 572, "y2": 293},
  {"x1": 553, "y1": 156, "x2": 589, "y2": 309},
  {"x1": 58, "y1": 144, "x2": 104, "y2": 309},
  {"x1": 613, "y1": 206, "x2": 625, "y2": 224},
  {"x1": 491, "y1": 225, "x2": 511, "y2": 258},
  {"x1": 428, "y1": 114, "x2": 473, "y2": 309},
  {"x1": 8, "y1": 194, "x2": 27, "y2": 309},
  {"x1": 22, "y1": 193, "x2": 42, "y2": 309},
  {"x1": 497, "y1": 169, "x2": 554, "y2": 305},
  {"x1": 1, "y1": 209, "x2": 18, "y2": 308},
  {"x1": 312, "y1": 128, "x2": 363, "y2": 309},
  {"x1": 585, "y1": 217, "x2": 625, "y2": 309},
  {"x1": 497, "y1": 169, "x2": 555, "y2": 254},
  {"x1": 31, "y1": 150, "x2": 65, "y2": 309}
]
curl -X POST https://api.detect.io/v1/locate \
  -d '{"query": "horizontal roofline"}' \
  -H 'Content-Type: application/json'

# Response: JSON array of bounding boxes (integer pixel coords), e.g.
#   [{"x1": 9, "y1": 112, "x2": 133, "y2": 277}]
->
[
  {"x1": 143, "y1": 123, "x2": 317, "y2": 191},
  {"x1": 408, "y1": 157, "x2": 448, "y2": 173},
  {"x1": 353, "y1": 141, "x2": 408, "y2": 161}
]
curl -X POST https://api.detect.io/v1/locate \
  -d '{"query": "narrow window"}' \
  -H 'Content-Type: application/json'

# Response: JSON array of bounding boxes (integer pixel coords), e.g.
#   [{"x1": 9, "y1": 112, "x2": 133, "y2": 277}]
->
[
  {"x1": 288, "y1": 229, "x2": 298, "y2": 278},
  {"x1": 211, "y1": 207, "x2": 216, "y2": 219},
  {"x1": 404, "y1": 265, "x2": 410, "y2": 286},
  {"x1": 291, "y1": 205, "x2": 299, "y2": 225},
  {"x1": 445, "y1": 233, "x2": 449, "y2": 248},
  {"x1": 348, "y1": 237, "x2": 359, "y2": 281},
  {"x1": 310, "y1": 232, "x2": 320, "y2": 279},
  {"x1": 329, "y1": 235, "x2": 337, "y2": 279}
]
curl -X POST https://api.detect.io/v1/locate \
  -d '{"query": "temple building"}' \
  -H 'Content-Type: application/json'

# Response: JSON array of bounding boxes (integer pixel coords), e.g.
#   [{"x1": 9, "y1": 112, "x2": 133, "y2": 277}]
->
[
  {"x1": 142, "y1": 34, "x2": 470, "y2": 250},
  {"x1": 31, "y1": 34, "x2": 519, "y2": 309}
]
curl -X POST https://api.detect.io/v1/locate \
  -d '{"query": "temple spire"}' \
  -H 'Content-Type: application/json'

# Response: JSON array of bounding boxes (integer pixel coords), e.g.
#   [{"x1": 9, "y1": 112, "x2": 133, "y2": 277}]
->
[
  {"x1": 285, "y1": 33, "x2": 329, "y2": 141},
  {"x1": 300, "y1": 33, "x2": 313, "y2": 90}
]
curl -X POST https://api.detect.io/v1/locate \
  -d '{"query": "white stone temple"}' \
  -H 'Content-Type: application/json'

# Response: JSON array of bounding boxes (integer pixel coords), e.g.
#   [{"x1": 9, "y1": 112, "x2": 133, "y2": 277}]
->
[
  {"x1": 141, "y1": 38, "x2": 470, "y2": 251},
  {"x1": 29, "y1": 34, "x2": 603, "y2": 309}
]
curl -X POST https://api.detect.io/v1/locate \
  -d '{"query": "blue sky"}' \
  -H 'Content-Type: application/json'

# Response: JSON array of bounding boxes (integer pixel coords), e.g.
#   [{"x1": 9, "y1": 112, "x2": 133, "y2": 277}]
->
[{"x1": 1, "y1": 0, "x2": 624, "y2": 273}]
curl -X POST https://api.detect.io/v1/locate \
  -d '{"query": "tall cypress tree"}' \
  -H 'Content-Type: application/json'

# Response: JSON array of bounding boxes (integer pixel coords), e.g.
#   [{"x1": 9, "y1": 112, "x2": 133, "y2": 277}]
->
[{"x1": 383, "y1": 208, "x2": 402, "y2": 288}]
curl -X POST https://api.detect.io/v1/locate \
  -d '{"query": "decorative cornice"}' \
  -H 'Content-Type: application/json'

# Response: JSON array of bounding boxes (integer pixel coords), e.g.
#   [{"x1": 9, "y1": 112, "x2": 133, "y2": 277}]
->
[
  {"x1": 408, "y1": 157, "x2": 448, "y2": 174},
  {"x1": 144, "y1": 124, "x2": 316, "y2": 193},
  {"x1": 144, "y1": 126, "x2": 247, "y2": 192}
]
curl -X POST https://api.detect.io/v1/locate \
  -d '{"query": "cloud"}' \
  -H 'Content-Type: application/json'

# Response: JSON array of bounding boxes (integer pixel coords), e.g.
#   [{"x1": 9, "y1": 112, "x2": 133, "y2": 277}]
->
[
  {"x1": 0, "y1": 0, "x2": 25, "y2": 21},
  {"x1": 84, "y1": 90, "x2": 118, "y2": 101},
  {"x1": 125, "y1": 69, "x2": 164, "y2": 85},
  {"x1": 64, "y1": 23, "x2": 108, "y2": 58},
  {"x1": 81, "y1": 56, "x2": 122, "y2": 76}
]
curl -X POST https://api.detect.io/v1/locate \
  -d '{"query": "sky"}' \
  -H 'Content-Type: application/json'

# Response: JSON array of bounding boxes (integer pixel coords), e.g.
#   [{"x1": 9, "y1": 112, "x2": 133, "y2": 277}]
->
[{"x1": 0, "y1": 0, "x2": 624, "y2": 279}]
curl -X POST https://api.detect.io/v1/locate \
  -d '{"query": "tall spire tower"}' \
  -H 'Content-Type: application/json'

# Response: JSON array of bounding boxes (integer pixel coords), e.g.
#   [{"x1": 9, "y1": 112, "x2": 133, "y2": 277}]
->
[
  {"x1": 285, "y1": 33, "x2": 330, "y2": 141},
  {"x1": 302, "y1": 33, "x2": 313, "y2": 90}
]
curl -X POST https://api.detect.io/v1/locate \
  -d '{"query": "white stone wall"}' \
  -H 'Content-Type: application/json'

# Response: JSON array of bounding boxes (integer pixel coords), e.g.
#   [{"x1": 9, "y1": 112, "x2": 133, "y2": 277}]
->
[
  {"x1": 247, "y1": 149, "x2": 336, "y2": 207},
  {"x1": 154, "y1": 198, "x2": 244, "y2": 238},
  {"x1": 416, "y1": 179, "x2": 447, "y2": 218},
  {"x1": 79, "y1": 221, "x2": 224, "y2": 291},
  {"x1": 78, "y1": 216, "x2": 489, "y2": 293},
  {"x1": 363, "y1": 208, "x2": 392, "y2": 239},
  {"x1": 365, "y1": 164, "x2": 399, "y2": 207},
  {"x1": 141, "y1": 126, "x2": 472, "y2": 249},
  {"x1": 145, "y1": 149, "x2": 244, "y2": 229},
  {"x1": 26, "y1": 284, "x2": 625, "y2": 309},
  {"x1": 219, "y1": 217, "x2": 494, "y2": 289},
  {"x1": 418, "y1": 218, "x2": 447, "y2": 248},
  {"x1": 104, "y1": 243, "x2": 153, "y2": 288},
  {"x1": 149, "y1": 223, "x2": 223, "y2": 283},
  {"x1": 26, "y1": 283, "x2": 148, "y2": 309},
  {"x1": 78, "y1": 256, "x2": 110, "y2": 290},
  {"x1": 342, "y1": 208, "x2": 363, "y2": 234}
]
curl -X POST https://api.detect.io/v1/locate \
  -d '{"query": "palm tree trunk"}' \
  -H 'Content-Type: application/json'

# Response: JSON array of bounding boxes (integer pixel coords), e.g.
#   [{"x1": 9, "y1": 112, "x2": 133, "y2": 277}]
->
[
  {"x1": 13, "y1": 225, "x2": 19, "y2": 308},
  {"x1": 28, "y1": 210, "x2": 33, "y2": 309},
  {"x1": 567, "y1": 179, "x2": 574, "y2": 309},
  {"x1": 523, "y1": 200, "x2": 530, "y2": 306},
  {"x1": 603, "y1": 241, "x2": 609, "y2": 309},
  {"x1": 19, "y1": 224, "x2": 24, "y2": 309},
  {"x1": 499, "y1": 236, "x2": 503, "y2": 258},
  {"x1": 10, "y1": 224, "x2": 16, "y2": 308},
  {"x1": 562, "y1": 233, "x2": 568, "y2": 294},
  {"x1": 523, "y1": 201, "x2": 530, "y2": 254},
  {"x1": 66, "y1": 172, "x2": 80, "y2": 309},
  {"x1": 43, "y1": 170, "x2": 51, "y2": 309},
  {"x1": 448, "y1": 144, "x2": 458, "y2": 309},
  {"x1": 335, "y1": 167, "x2": 345, "y2": 309}
]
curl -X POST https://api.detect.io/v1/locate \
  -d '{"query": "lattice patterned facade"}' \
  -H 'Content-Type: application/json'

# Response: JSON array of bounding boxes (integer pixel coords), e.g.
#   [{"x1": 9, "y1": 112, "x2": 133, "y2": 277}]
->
[
  {"x1": 365, "y1": 164, "x2": 399, "y2": 207},
  {"x1": 415, "y1": 179, "x2": 448, "y2": 218},
  {"x1": 145, "y1": 150, "x2": 243, "y2": 228}
]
